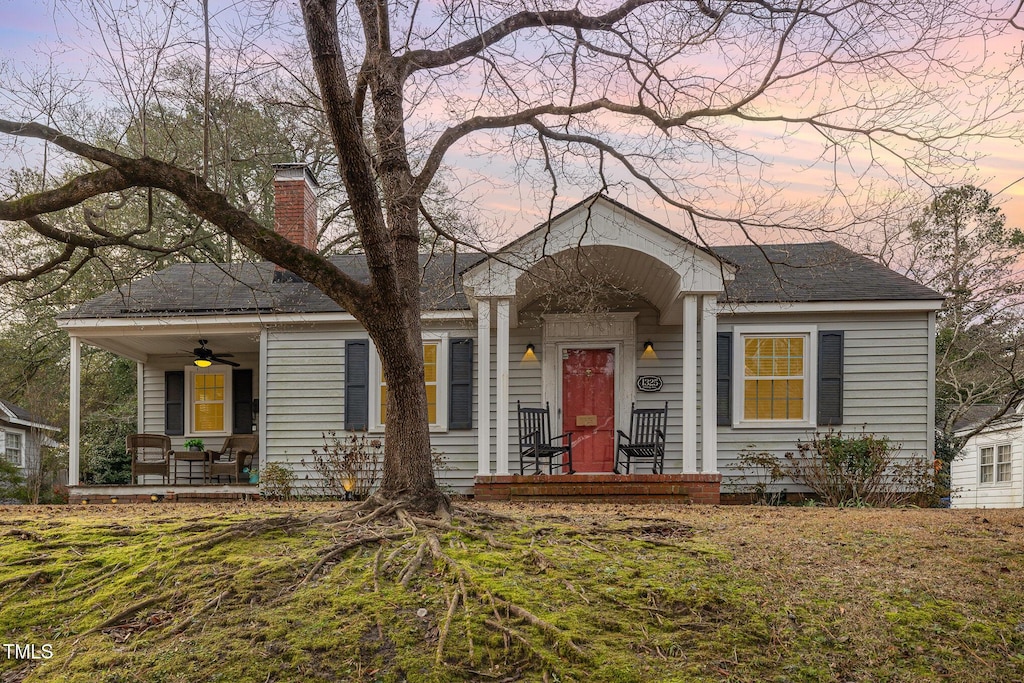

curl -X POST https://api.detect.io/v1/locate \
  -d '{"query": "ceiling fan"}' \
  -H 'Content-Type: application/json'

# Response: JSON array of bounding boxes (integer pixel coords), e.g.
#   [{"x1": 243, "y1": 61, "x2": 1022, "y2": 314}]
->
[{"x1": 190, "y1": 339, "x2": 239, "y2": 368}]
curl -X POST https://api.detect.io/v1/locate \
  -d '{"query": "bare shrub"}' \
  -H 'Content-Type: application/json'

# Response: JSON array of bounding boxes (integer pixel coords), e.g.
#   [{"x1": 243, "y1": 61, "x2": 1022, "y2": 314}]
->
[
  {"x1": 309, "y1": 432, "x2": 383, "y2": 500},
  {"x1": 784, "y1": 431, "x2": 934, "y2": 507},
  {"x1": 261, "y1": 463, "x2": 295, "y2": 501},
  {"x1": 730, "y1": 448, "x2": 787, "y2": 505}
]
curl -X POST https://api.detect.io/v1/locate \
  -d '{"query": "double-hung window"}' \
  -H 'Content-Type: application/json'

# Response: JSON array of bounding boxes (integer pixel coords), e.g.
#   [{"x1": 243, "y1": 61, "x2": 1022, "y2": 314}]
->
[
  {"x1": 187, "y1": 368, "x2": 231, "y2": 435},
  {"x1": 371, "y1": 336, "x2": 449, "y2": 431},
  {"x1": 2, "y1": 430, "x2": 24, "y2": 467},
  {"x1": 733, "y1": 327, "x2": 815, "y2": 427},
  {"x1": 980, "y1": 444, "x2": 1011, "y2": 484}
]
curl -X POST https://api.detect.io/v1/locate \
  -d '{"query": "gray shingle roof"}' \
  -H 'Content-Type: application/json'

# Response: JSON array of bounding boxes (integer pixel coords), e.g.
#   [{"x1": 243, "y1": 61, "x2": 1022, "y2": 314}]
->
[
  {"x1": 0, "y1": 398, "x2": 58, "y2": 429},
  {"x1": 60, "y1": 242, "x2": 939, "y2": 321},
  {"x1": 58, "y1": 254, "x2": 485, "y2": 320},
  {"x1": 714, "y1": 242, "x2": 942, "y2": 303}
]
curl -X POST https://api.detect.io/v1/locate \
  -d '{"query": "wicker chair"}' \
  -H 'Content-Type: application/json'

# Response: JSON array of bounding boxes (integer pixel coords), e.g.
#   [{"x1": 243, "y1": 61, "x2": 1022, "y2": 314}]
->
[
  {"x1": 205, "y1": 435, "x2": 258, "y2": 484},
  {"x1": 127, "y1": 434, "x2": 173, "y2": 484}
]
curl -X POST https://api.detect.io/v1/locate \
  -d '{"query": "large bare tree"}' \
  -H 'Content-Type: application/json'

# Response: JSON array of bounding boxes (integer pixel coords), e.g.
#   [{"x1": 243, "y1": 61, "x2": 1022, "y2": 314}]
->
[{"x1": 1, "y1": 0, "x2": 1021, "y2": 511}]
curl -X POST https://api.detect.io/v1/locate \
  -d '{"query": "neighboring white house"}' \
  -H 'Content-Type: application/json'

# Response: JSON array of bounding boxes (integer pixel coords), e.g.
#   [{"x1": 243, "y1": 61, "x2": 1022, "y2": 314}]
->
[
  {"x1": 0, "y1": 398, "x2": 60, "y2": 479},
  {"x1": 952, "y1": 408, "x2": 1024, "y2": 508},
  {"x1": 56, "y1": 165, "x2": 944, "y2": 500}
]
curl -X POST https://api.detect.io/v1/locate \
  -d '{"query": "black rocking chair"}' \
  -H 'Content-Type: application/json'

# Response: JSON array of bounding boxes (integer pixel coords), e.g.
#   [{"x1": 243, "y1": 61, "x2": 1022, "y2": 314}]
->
[
  {"x1": 614, "y1": 402, "x2": 668, "y2": 474},
  {"x1": 517, "y1": 401, "x2": 575, "y2": 475}
]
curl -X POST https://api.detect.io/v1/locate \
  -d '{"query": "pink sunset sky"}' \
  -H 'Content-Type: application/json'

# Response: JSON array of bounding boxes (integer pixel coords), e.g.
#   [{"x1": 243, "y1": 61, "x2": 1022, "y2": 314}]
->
[{"x1": 2, "y1": 0, "x2": 1023, "y2": 246}]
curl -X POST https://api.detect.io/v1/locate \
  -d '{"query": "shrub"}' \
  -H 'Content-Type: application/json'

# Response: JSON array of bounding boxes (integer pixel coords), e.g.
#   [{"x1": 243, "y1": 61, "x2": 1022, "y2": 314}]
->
[
  {"x1": 261, "y1": 463, "x2": 295, "y2": 501},
  {"x1": 308, "y1": 433, "x2": 452, "y2": 500},
  {"x1": 0, "y1": 458, "x2": 25, "y2": 502},
  {"x1": 730, "y1": 448, "x2": 786, "y2": 505},
  {"x1": 309, "y1": 432, "x2": 383, "y2": 499},
  {"x1": 785, "y1": 430, "x2": 934, "y2": 507}
]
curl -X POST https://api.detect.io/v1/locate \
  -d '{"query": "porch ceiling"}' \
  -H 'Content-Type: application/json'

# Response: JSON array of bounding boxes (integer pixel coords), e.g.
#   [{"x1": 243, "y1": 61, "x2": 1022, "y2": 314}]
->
[
  {"x1": 72, "y1": 330, "x2": 260, "y2": 363},
  {"x1": 516, "y1": 245, "x2": 682, "y2": 321}
]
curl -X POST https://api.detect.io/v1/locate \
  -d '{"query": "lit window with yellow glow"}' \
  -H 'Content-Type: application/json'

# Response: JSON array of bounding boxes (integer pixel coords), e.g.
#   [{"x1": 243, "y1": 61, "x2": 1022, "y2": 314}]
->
[
  {"x1": 381, "y1": 343, "x2": 438, "y2": 424},
  {"x1": 742, "y1": 336, "x2": 805, "y2": 421},
  {"x1": 193, "y1": 372, "x2": 226, "y2": 432}
]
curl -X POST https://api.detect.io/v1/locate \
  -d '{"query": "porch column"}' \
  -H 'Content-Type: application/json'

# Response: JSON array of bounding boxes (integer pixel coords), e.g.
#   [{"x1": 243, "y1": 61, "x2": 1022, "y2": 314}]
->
[
  {"x1": 477, "y1": 300, "x2": 492, "y2": 475},
  {"x1": 495, "y1": 298, "x2": 511, "y2": 475},
  {"x1": 701, "y1": 296, "x2": 719, "y2": 473},
  {"x1": 682, "y1": 294, "x2": 698, "y2": 472},
  {"x1": 69, "y1": 336, "x2": 81, "y2": 486}
]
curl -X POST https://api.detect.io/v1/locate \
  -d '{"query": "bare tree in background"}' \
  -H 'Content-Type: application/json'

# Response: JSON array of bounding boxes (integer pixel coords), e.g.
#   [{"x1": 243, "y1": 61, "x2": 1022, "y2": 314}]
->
[
  {"x1": 1, "y1": 0, "x2": 1022, "y2": 512},
  {"x1": 877, "y1": 186, "x2": 1024, "y2": 461}
]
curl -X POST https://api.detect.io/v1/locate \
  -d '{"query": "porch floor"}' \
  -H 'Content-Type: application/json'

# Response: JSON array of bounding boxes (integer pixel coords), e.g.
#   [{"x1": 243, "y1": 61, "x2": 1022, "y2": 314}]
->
[
  {"x1": 474, "y1": 473, "x2": 721, "y2": 504},
  {"x1": 69, "y1": 484, "x2": 259, "y2": 504}
]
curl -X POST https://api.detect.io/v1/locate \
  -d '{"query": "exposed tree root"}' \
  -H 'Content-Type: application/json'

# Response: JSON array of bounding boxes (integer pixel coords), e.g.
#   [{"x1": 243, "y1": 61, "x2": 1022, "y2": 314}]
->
[
  {"x1": 299, "y1": 530, "x2": 413, "y2": 586},
  {"x1": 2, "y1": 528, "x2": 43, "y2": 542},
  {"x1": 166, "y1": 588, "x2": 234, "y2": 637},
  {"x1": 86, "y1": 592, "x2": 177, "y2": 634}
]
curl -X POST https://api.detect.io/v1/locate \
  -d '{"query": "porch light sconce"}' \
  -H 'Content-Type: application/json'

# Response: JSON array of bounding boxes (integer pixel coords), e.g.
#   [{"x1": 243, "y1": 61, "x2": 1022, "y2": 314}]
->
[
  {"x1": 523, "y1": 343, "x2": 538, "y2": 361},
  {"x1": 194, "y1": 358, "x2": 213, "y2": 368},
  {"x1": 641, "y1": 340, "x2": 658, "y2": 360}
]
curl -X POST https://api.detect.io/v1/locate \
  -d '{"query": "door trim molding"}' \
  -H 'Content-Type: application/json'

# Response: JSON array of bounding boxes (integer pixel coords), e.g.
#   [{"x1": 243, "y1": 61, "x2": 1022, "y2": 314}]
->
[{"x1": 541, "y1": 313, "x2": 637, "y2": 435}]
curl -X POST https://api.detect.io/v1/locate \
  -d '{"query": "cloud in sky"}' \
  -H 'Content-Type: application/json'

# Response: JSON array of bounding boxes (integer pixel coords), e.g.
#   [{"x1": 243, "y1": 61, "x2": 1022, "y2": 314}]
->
[{"x1": 3, "y1": 0, "x2": 1023, "y2": 244}]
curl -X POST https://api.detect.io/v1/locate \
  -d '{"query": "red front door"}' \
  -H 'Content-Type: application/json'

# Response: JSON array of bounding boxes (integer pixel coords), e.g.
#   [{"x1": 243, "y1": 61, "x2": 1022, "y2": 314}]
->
[{"x1": 562, "y1": 348, "x2": 615, "y2": 473}]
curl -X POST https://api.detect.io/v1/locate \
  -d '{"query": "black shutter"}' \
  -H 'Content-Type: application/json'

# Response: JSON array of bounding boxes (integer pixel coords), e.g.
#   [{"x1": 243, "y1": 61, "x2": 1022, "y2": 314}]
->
[
  {"x1": 232, "y1": 369, "x2": 254, "y2": 434},
  {"x1": 717, "y1": 332, "x2": 732, "y2": 426},
  {"x1": 817, "y1": 331, "x2": 844, "y2": 426},
  {"x1": 449, "y1": 338, "x2": 473, "y2": 429},
  {"x1": 165, "y1": 371, "x2": 185, "y2": 436},
  {"x1": 345, "y1": 340, "x2": 370, "y2": 431}
]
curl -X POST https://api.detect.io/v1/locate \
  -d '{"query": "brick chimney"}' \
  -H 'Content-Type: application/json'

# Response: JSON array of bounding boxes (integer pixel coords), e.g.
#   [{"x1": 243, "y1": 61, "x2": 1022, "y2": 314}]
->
[{"x1": 272, "y1": 163, "x2": 319, "y2": 251}]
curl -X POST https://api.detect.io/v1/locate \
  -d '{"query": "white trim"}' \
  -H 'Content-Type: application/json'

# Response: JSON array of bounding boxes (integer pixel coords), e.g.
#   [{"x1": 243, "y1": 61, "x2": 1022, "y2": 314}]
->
[
  {"x1": 56, "y1": 310, "x2": 471, "y2": 332},
  {"x1": 69, "y1": 336, "x2": 81, "y2": 486},
  {"x1": 477, "y1": 301, "x2": 491, "y2": 475},
  {"x1": 367, "y1": 334, "x2": 450, "y2": 433},
  {"x1": 701, "y1": 295, "x2": 718, "y2": 474},
  {"x1": 0, "y1": 428, "x2": 25, "y2": 468},
  {"x1": 927, "y1": 310, "x2": 936, "y2": 459},
  {"x1": 731, "y1": 324, "x2": 818, "y2": 429},
  {"x1": 541, "y1": 312, "x2": 637, "y2": 458},
  {"x1": 720, "y1": 300, "x2": 943, "y2": 315},
  {"x1": 682, "y1": 295, "x2": 698, "y2": 472},
  {"x1": 259, "y1": 329, "x2": 268, "y2": 475},
  {"x1": 496, "y1": 299, "x2": 510, "y2": 475},
  {"x1": 979, "y1": 443, "x2": 1012, "y2": 486},
  {"x1": 185, "y1": 366, "x2": 234, "y2": 437}
]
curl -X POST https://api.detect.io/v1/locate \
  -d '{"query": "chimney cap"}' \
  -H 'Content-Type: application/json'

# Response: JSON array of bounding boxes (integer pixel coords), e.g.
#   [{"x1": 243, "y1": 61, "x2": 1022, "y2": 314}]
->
[{"x1": 272, "y1": 163, "x2": 320, "y2": 189}]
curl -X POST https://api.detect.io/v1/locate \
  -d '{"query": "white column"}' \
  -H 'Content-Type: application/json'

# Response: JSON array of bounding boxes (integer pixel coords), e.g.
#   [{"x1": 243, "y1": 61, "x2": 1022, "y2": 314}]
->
[
  {"x1": 495, "y1": 298, "x2": 510, "y2": 475},
  {"x1": 69, "y1": 336, "x2": 81, "y2": 486},
  {"x1": 701, "y1": 296, "x2": 718, "y2": 473},
  {"x1": 136, "y1": 362, "x2": 145, "y2": 433},
  {"x1": 476, "y1": 300, "x2": 492, "y2": 475},
  {"x1": 259, "y1": 329, "x2": 269, "y2": 474},
  {"x1": 682, "y1": 294, "x2": 698, "y2": 473}
]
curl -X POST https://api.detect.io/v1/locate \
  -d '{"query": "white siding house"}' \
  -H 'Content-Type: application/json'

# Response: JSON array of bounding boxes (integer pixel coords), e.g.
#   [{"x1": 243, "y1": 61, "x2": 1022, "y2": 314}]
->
[
  {"x1": 56, "y1": 169, "x2": 943, "y2": 501},
  {"x1": 952, "y1": 414, "x2": 1024, "y2": 509}
]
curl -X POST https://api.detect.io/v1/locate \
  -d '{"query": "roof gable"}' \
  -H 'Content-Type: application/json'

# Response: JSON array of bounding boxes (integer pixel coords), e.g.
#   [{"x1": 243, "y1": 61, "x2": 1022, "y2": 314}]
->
[{"x1": 461, "y1": 194, "x2": 734, "y2": 303}]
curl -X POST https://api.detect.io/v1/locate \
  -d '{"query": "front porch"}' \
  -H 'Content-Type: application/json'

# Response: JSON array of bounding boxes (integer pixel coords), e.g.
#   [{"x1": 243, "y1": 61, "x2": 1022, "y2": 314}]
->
[
  {"x1": 68, "y1": 483, "x2": 260, "y2": 504},
  {"x1": 474, "y1": 473, "x2": 721, "y2": 504}
]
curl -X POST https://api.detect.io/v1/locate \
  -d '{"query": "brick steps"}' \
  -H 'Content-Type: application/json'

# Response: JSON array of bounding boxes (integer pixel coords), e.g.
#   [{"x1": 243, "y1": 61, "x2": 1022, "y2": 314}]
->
[{"x1": 474, "y1": 473, "x2": 721, "y2": 504}]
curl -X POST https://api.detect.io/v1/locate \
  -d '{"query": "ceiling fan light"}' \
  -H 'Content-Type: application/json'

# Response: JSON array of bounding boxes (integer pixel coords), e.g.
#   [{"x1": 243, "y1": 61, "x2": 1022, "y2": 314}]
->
[{"x1": 194, "y1": 358, "x2": 213, "y2": 368}]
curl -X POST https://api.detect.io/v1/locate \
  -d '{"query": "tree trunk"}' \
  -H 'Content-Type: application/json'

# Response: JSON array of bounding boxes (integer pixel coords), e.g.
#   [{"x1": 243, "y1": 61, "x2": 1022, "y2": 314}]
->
[{"x1": 368, "y1": 302, "x2": 443, "y2": 512}]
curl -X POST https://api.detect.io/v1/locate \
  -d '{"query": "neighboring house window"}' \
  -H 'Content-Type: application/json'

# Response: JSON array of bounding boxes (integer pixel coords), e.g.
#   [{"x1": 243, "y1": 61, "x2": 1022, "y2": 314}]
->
[
  {"x1": 2, "y1": 430, "x2": 24, "y2": 467},
  {"x1": 980, "y1": 444, "x2": 1011, "y2": 484},
  {"x1": 187, "y1": 368, "x2": 232, "y2": 435},
  {"x1": 735, "y1": 329, "x2": 814, "y2": 425},
  {"x1": 370, "y1": 336, "x2": 448, "y2": 430}
]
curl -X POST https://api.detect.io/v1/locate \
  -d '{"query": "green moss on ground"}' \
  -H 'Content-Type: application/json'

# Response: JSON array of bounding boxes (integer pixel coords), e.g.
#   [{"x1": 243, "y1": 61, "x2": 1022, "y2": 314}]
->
[{"x1": 1, "y1": 503, "x2": 1023, "y2": 682}]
